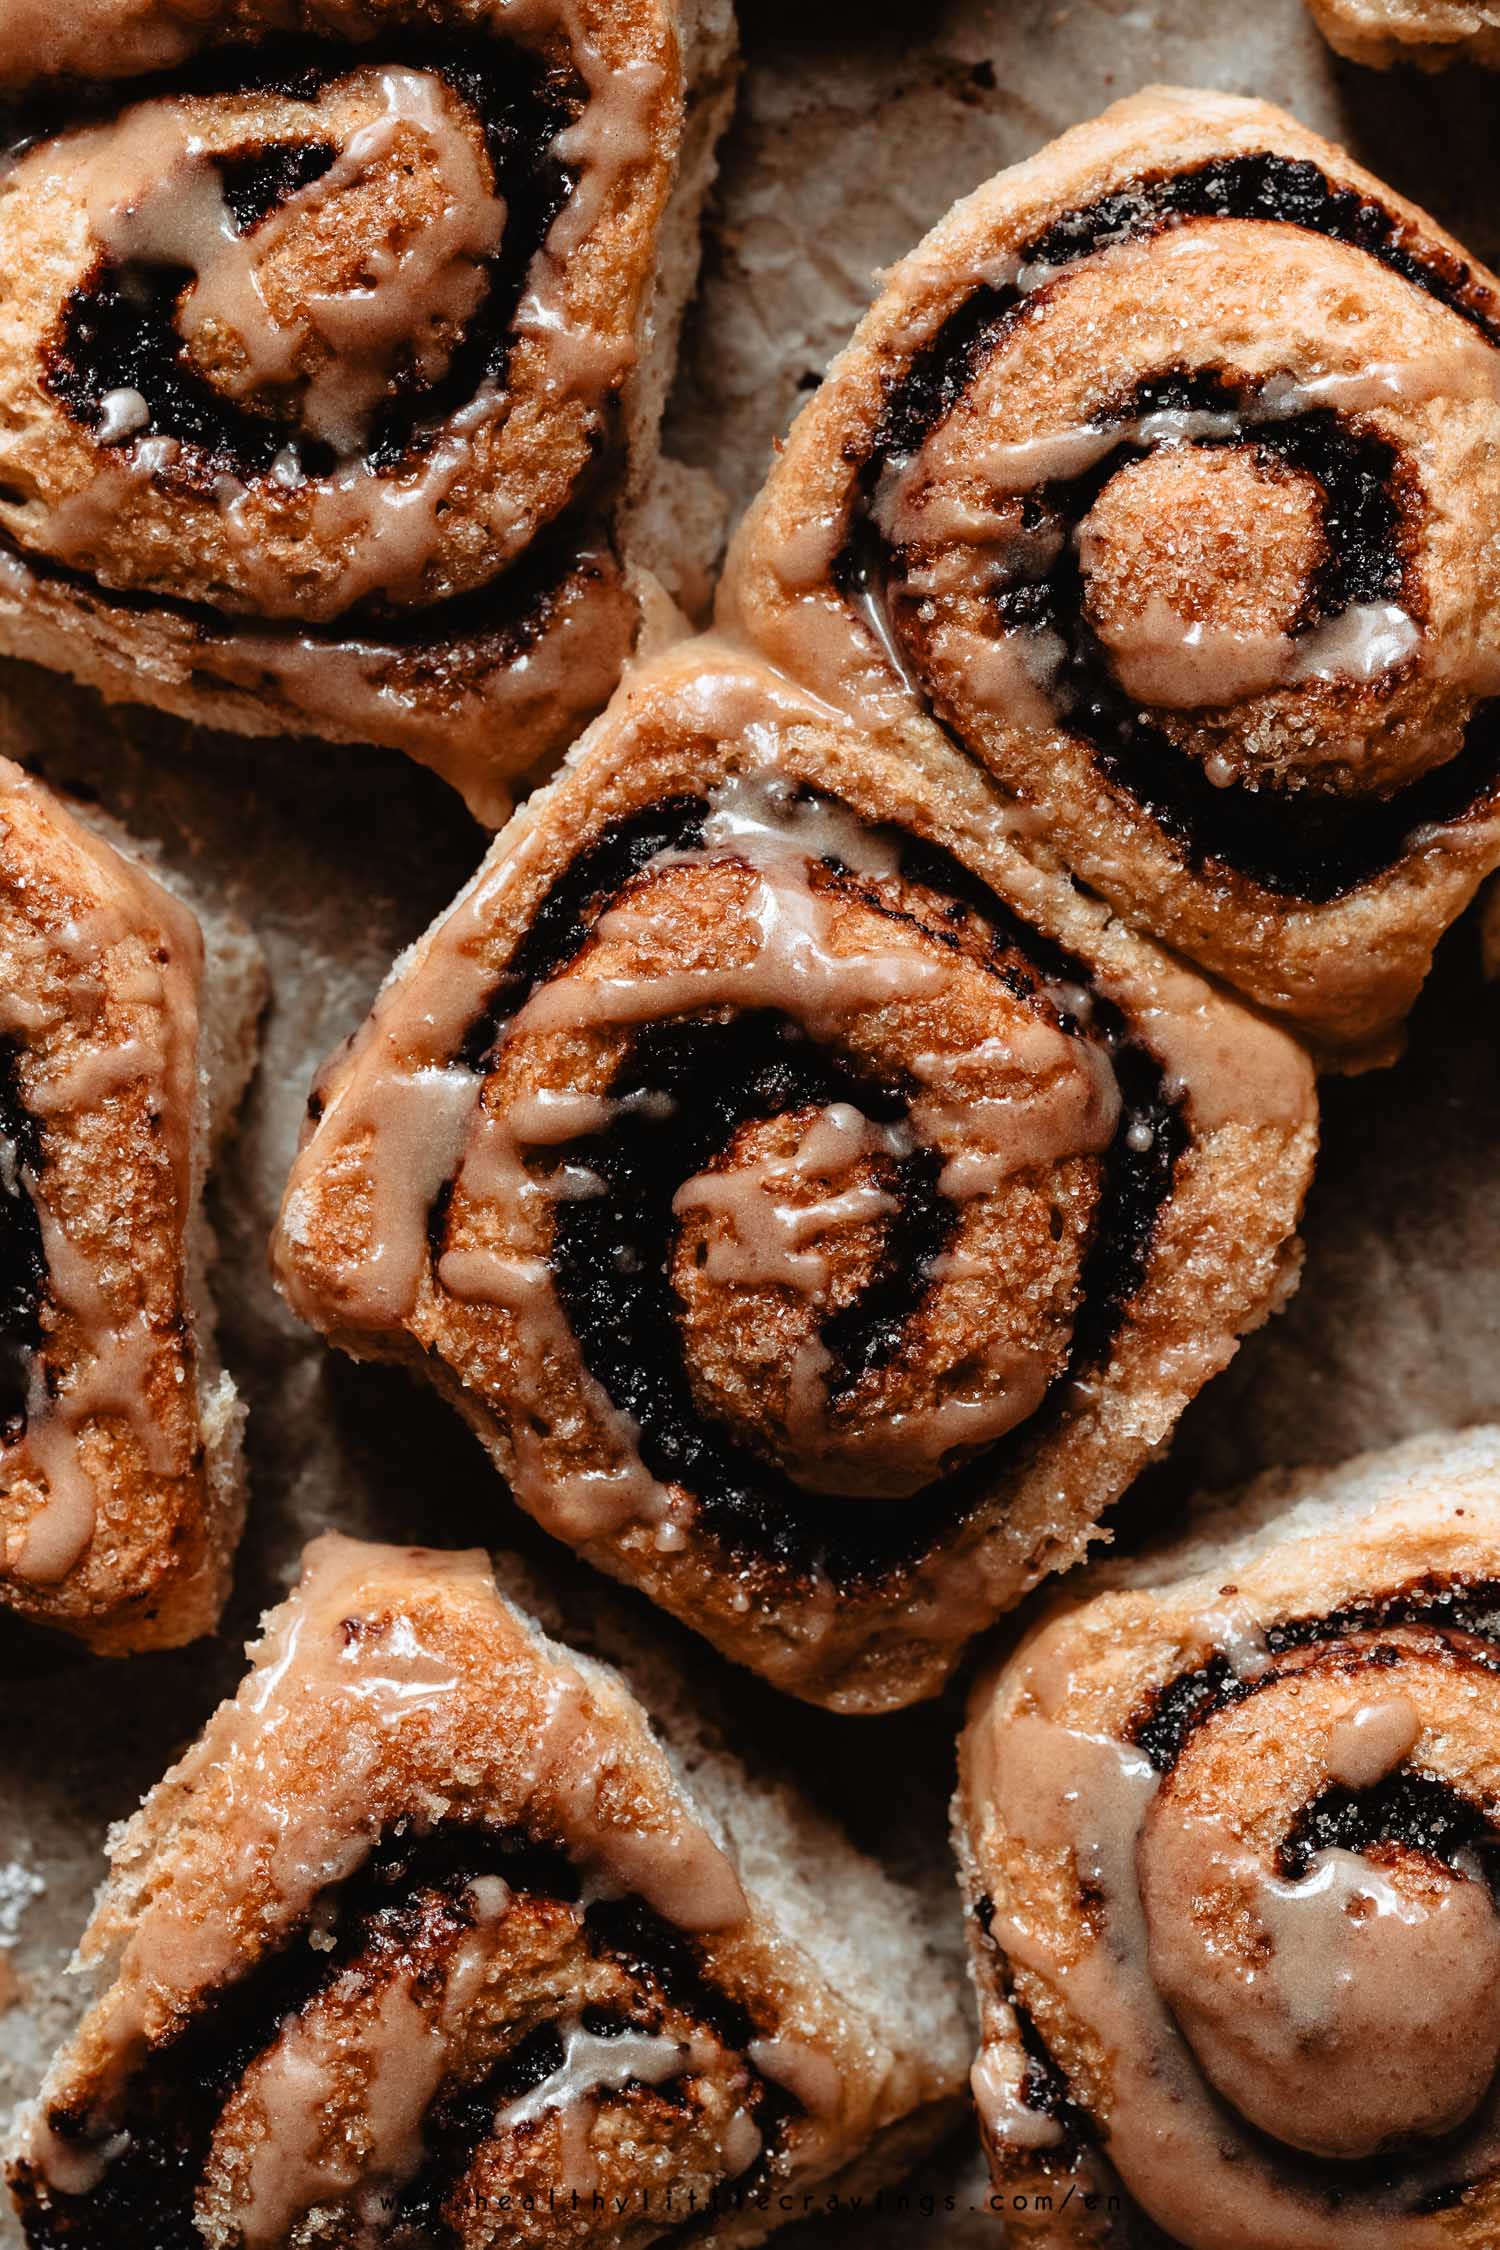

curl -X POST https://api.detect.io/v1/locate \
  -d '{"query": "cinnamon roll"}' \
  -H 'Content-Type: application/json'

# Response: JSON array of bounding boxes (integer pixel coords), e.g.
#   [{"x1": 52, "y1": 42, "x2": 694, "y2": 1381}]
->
[
  {"x1": 270, "y1": 640, "x2": 1316, "y2": 1712},
  {"x1": 0, "y1": 761, "x2": 262, "y2": 1652},
  {"x1": 1308, "y1": 0, "x2": 1500, "y2": 67},
  {"x1": 7, "y1": 1531, "x2": 970, "y2": 2245},
  {"x1": 0, "y1": 0, "x2": 737, "y2": 824},
  {"x1": 722, "y1": 88, "x2": 1500, "y2": 1066},
  {"x1": 955, "y1": 1426, "x2": 1500, "y2": 2249}
]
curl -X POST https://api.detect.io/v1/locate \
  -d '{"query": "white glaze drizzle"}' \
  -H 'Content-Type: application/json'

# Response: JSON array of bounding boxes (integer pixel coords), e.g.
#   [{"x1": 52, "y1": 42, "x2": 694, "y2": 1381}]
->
[
  {"x1": 757, "y1": 329, "x2": 1500, "y2": 755},
  {"x1": 23, "y1": 0, "x2": 669, "y2": 624},
  {"x1": 970, "y1": 2023, "x2": 1064, "y2": 2154},
  {"x1": 1326, "y1": 1693, "x2": 1422, "y2": 1789},
  {"x1": 25, "y1": 1534, "x2": 753, "y2": 2207},
  {"x1": 0, "y1": 765, "x2": 203, "y2": 1588},
  {"x1": 232, "y1": 1888, "x2": 510, "y2": 2250},
  {"x1": 97, "y1": 68, "x2": 505, "y2": 456},
  {"x1": 969, "y1": 1655, "x2": 1500, "y2": 2248},
  {"x1": 347, "y1": 757, "x2": 1116, "y2": 1516}
]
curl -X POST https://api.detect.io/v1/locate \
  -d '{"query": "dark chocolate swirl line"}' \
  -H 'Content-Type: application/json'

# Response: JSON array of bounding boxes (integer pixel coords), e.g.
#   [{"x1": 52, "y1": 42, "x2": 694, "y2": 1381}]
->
[
  {"x1": 976, "y1": 1580, "x2": 1500, "y2": 2211},
  {"x1": 867, "y1": 155, "x2": 1500, "y2": 478},
  {"x1": 41, "y1": 35, "x2": 579, "y2": 512},
  {"x1": 0, "y1": 18, "x2": 646, "y2": 733},
  {"x1": 843, "y1": 151, "x2": 1500, "y2": 901},
  {"x1": 11, "y1": 1825, "x2": 786, "y2": 2250},
  {"x1": 1281, "y1": 1768, "x2": 1500, "y2": 1891},
  {"x1": 435, "y1": 793, "x2": 1184, "y2": 1589}
]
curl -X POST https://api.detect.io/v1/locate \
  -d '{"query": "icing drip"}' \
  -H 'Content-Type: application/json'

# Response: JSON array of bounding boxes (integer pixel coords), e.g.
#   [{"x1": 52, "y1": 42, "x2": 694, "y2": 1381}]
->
[
  {"x1": 340, "y1": 1064, "x2": 479, "y2": 1328},
  {"x1": 53, "y1": 1535, "x2": 748, "y2": 2162},
  {"x1": 519, "y1": 778, "x2": 952, "y2": 1040},
  {"x1": 1086, "y1": 594, "x2": 1422, "y2": 713},
  {"x1": 1187, "y1": 1596, "x2": 1271, "y2": 1681},
  {"x1": 0, "y1": 768, "x2": 202, "y2": 1587},
  {"x1": 46, "y1": 69, "x2": 511, "y2": 611},
  {"x1": 14, "y1": 1532, "x2": 837, "y2": 2240},
  {"x1": 878, "y1": 361, "x2": 1442, "y2": 727},
  {"x1": 275, "y1": 643, "x2": 1292, "y2": 1710},
  {"x1": 95, "y1": 387, "x2": 149, "y2": 444},
  {"x1": 910, "y1": 1029, "x2": 1118, "y2": 1201},
  {"x1": 232, "y1": 1892, "x2": 511, "y2": 2250},
  {"x1": 673, "y1": 1104, "x2": 904, "y2": 1293},
  {"x1": 492, "y1": 2022, "x2": 717, "y2": 2196},
  {"x1": 13, "y1": 0, "x2": 672, "y2": 641},
  {"x1": 517, "y1": 1662, "x2": 748, "y2": 1932},
  {"x1": 436, "y1": 1085, "x2": 671, "y2": 1542},
  {"x1": 888, "y1": 347, "x2": 1500, "y2": 512},
  {"x1": 745, "y1": 2036, "x2": 844, "y2": 2120},
  {"x1": 971, "y1": 1638, "x2": 1500, "y2": 2249},
  {"x1": 1326, "y1": 1694, "x2": 1422, "y2": 1789},
  {"x1": 728, "y1": 144, "x2": 1500, "y2": 921},
  {"x1": 970, "y1": 2025, "x2": 1064, "y2": 2154},
  {"x1": 439, "y1": 767, "x2": 1118, "y2": 1507},
  {"x1": 284, "y1": 697, "x2": 1130, "y2": 1540},
  {"x1": 1144, "y1": 1818, "x2": 1500, "y2": 2162}
]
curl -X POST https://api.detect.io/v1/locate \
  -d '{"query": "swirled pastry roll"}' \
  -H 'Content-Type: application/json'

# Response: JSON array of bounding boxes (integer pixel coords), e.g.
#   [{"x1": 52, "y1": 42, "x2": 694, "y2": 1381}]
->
[
  {"x1": 0, "y1": 762, "x2": 262, "y2": 1651},
  {"x1": 722, "y1": 88, "x2": 1500, "y2": 1067},
  {"x1": 955, "y1": 1427, "x2": 1500, "y2": 2249},
  {"x1": 0, "y1": 0, "x2": 737, "y2": 824},
  {"x1": 7, "y1": 1532, "x2": 970, "y2": 2246},
  {"x1": 271, "y1": 640, "x2": 1316, "y2": 1712},
  {"x1": 1308, "y1": 0, "x2": 1500, "y2": 67}
]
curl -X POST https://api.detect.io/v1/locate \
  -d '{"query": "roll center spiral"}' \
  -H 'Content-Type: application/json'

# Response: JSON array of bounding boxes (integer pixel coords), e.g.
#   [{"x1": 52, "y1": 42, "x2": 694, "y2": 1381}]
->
[
  {"x1": 1077, "y1": 446, "x2": 1328, "y2": 715},
  {"x1": 80, "y1": 67, "x2": 505, "y2": 458},
  {"x1": 0, "y1": 1038, "x2": 45, "y2": 1443},
  {"x1": 1138, "y1": 1658, "x2": 1500, "y2": 2162}
]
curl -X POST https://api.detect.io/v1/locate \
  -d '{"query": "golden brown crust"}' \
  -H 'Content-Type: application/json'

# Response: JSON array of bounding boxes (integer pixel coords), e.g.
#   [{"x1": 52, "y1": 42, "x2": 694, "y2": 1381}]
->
[
  {"x1": 0, "y1": 761, "x2": 248, "y2": 1650},
  {"x1": 1307, "y1": 0, "x2": 1500, "y2": 67},
  {"x1": 720, "y1": 86, "x2": 1500, "y2": 1066},
  {"x1": 7, "y1": 1534, "x2": 965, "y2": 2247},
  {"x1": 271, "y1": 639, "x2": 1317, "y2": 1712},
  {"x1": 954, "y1": 1429, "x2": 1500, "y2": 2249},
  {"x1": 0, "y1": 0, "x2": 736, "y2": 823}
]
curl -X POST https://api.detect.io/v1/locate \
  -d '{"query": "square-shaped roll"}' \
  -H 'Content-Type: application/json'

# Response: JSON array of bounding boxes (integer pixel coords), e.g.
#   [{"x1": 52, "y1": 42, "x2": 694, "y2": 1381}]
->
[
  {"x1": 0, "y1": 760, "x2": 262, "y2": 1651},
  {"x1": 272, "y1": 640, "x2": 1316, "y2": 1712},
  {"x1": 954, "y1": 1428, "x2": 1500, "y2": 2249},
  {"x1": 0, "y1": 0, "x2": 737, "y2": 824},
  {"x1": 721, "y1": 87, "x2": 1500, "y2": 1066},
  {"x1": 8, "y1": 1532, "x2": 970, "y2": 2246}
]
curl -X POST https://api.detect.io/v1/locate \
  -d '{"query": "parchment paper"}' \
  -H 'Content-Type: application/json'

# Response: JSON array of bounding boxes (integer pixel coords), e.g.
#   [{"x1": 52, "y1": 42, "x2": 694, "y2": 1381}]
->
[{"x1": 4, "y1": 3, "x2": 1500, "y2": 2240}]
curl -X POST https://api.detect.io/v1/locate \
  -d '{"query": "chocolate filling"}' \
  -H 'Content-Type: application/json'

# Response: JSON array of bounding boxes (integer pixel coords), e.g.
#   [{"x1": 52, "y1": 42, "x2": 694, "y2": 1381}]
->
[
  {"x1": 986, "y1": 1590, "x2": 1500, "y2": 2207},
  {"x1": 10, "y1": 1825, "x2": 783, "y2": 2250},
  {"x1": 0, "y1": 1038, "x2": 46, "y2": 1444},
  {"x1": 440, "y1": 793, "x2": 1184, "y2": 1590},
  {"x1": 844, "y1": 151, "x2": 1500, "y2": 901},
  {"x1": 1129, "y1": 1574, "x2": 1500, "y2": 1773},
  {"x1": 4, "y1": 38, "x2": 628, "y2": 672},
  {"x1": 1, "y1": 485, "x2": 623, "y2": 696}
]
